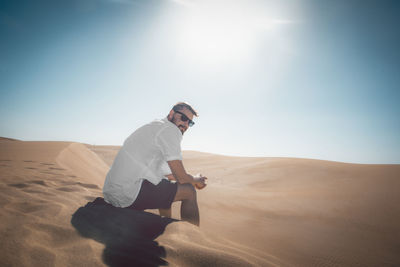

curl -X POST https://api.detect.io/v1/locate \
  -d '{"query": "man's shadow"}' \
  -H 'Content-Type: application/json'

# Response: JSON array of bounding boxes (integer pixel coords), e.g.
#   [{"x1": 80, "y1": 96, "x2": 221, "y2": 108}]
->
[{"x1": 71, "y1": 197, "x2": 177, "y2": 267}]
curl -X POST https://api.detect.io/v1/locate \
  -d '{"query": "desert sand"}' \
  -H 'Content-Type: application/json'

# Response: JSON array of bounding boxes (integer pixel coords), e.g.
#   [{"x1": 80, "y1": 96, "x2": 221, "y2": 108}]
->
[{"x1": 1, "y1": 137, "x2": 399, "y2": 266}]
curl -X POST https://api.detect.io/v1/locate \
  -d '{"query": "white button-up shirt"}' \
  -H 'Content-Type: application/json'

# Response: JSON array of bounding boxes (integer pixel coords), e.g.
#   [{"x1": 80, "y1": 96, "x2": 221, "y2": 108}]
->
[{"x1": 103, "y1": 118, "x2": 182, "y2": 208}]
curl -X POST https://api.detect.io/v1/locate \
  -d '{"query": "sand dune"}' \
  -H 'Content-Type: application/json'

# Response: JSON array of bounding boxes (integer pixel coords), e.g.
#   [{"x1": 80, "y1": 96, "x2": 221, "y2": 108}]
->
[{"x1": 1, "y1": 138, "x2": 399, "y2": 266}]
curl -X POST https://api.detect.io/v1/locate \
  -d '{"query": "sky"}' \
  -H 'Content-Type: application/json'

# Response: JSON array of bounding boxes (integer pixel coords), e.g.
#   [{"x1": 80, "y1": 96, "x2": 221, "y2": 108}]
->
[{"x1": 1, "y1": 0, "x2": 399, "y2": 164}]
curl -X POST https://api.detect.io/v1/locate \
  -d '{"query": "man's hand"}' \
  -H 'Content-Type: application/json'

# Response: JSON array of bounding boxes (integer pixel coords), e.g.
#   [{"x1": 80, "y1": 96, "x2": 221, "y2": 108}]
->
[
  {"x1": 167, "y1": 160, "x2": 208, "y2": 189},
  {"x1": 193, "y1": 174, "x2": 207, "y2": 190}
]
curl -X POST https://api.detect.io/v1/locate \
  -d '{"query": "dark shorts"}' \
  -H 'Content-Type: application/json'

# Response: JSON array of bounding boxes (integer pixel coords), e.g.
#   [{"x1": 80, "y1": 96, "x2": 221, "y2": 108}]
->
[{"x1": 128, "y1": 179, "x2": 178, "y2": 210}]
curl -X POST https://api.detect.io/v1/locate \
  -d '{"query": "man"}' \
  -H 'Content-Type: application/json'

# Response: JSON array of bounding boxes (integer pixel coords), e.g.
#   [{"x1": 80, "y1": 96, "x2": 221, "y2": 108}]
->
[{"x1": 103, "y1": 102, "x2": 207, "y2": 226}]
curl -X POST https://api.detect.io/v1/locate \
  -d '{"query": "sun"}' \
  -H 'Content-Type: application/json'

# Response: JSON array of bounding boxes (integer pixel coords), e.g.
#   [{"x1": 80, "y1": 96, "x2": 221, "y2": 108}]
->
[
  {"x1": 165, "y1": 0, "x2": 296, "y2": 69},
  {"x1": 171, "y1": 1, "x2": 270, "y2": 67},
  {"x1": 176, "y1": 12, "x2": 256, "y2": 66}
]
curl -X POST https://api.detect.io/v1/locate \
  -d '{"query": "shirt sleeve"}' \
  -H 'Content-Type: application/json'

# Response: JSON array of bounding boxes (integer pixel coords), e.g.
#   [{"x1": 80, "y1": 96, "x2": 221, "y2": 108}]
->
[
  {"x1": 156, "y1": 125, "x2": 183, "y2": 161},
  {"x1": 160, "y1": 161, "x2": 172, "y2": 176}
]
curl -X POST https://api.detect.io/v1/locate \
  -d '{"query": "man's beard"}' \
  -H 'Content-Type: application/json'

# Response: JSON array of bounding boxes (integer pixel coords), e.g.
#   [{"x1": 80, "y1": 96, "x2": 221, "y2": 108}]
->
[{"x1": 171, "y1": 116, "x2": 186, "y2": 134}]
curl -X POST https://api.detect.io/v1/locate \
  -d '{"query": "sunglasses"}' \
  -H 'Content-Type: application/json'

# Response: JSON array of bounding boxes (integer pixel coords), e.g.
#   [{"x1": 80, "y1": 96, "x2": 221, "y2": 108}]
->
[{"x1": 174, "y1": 110, "x2": 195, "y2": 127}]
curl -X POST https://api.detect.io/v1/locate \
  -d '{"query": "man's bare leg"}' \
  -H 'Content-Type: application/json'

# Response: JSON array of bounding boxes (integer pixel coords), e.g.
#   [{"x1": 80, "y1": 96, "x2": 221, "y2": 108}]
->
[
  {"x1": 173, "y1": 183, "x2": 199, "y2": 226},
  {"x1": 159, "y1": 208, "x2": 171, "y2": 218}
]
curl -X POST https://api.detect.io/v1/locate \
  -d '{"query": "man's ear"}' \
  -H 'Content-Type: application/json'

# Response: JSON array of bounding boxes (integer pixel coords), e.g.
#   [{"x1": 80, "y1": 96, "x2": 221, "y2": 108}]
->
[{"x1": 167, "y1": 109, "x2": 174, "y2": 120}]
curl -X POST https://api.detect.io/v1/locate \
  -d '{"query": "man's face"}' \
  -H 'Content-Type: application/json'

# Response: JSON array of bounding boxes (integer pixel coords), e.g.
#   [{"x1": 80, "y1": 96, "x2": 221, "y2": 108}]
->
[{"x1": 170, "y1": 107, "x2": 194, "y2": 134}]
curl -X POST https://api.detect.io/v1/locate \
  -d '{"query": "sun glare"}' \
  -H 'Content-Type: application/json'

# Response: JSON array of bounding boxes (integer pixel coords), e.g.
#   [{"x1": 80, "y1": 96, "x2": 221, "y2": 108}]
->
[
  {"x1": 177, "y1": 13, "x2": 255, "y2": 65},
  {"x1": 157, "y1": 0, "x2": 299, "y2": 73},
  {"x1": 172, "y1": 1, "x2": 280, "y2": 67},
  {"x1": 168, "y1": 0, "x2": 299, "y2": 69}
]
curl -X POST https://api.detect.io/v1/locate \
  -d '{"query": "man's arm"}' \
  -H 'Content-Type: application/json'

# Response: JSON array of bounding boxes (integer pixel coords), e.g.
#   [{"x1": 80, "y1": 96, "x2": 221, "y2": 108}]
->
[
  {"x1": 167, "y1": 160, "x2": 207, "y2": 188},
  {"x1": 167, "y1": 160, "x2": 194, "y2": 184}
]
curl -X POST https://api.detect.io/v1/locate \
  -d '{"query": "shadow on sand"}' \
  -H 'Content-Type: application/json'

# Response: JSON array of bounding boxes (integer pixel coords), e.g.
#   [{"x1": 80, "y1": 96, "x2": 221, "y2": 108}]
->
[{"x1": 71, "y1": 197, "x2": 177, "y2": 267}]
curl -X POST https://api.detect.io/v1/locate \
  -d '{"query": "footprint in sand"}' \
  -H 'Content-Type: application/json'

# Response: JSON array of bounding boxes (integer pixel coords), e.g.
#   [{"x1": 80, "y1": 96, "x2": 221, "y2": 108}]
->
[
  {"x1": 8, "y1": 183, "x2": 30, "y2": 189},
  {"x1": 48, "y1": 167, "x2": 66, "y2": 171},
  {"x1": 22, "y1": 189, "x2": 56, "y2": 197},
  {"x1": 29, "y1": 180, "x2": 48, "y2": 186},
  {"x1": 56, "y1": 187, "x2": 82, "y2": 192},
  {"x1": 7, "y1": 201, "x2": 62, "y2": 217},
  {"x1": 8, "y1": 201, "x2": 46, "y2": 213},
  {"x1": 0, "y1": 159, "x2": 11, "y2": 167},
  {"x1": 7, "y1": 180, "x2": 56, "y2": 196},
  {"x1": 40, "y1": 162, "x2": 55, "y2": 166}
]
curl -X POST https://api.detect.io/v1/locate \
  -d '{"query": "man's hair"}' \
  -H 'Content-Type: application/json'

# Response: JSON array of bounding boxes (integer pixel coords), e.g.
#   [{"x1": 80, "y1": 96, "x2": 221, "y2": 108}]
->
[{"x1": 172, "y1": 102, "x2": 198, "y2": 117}]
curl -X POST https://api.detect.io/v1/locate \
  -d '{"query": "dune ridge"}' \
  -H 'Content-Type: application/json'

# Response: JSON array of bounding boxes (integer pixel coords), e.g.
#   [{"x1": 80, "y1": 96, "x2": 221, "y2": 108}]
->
[
  {"x1": 56, "y1": 143, "x2": 109, "y2": 187},
  {"x1": 1, "y1": 138, "x2": 400, "y2": 266}
]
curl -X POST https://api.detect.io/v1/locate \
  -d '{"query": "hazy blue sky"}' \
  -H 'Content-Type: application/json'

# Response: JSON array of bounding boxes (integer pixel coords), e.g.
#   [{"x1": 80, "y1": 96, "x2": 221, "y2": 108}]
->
[{"x1": 1, "y1": 0, "x2": 399, "y2": 163}]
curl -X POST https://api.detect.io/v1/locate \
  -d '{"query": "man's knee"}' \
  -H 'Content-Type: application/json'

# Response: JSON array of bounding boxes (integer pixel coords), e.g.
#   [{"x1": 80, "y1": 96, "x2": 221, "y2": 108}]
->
[
  {"x1": 182, "y1": 183, "x2": 196, "y2": 199},
  {"x1": 186, "y1": 183, "x2": 196, "y2": 197},
  {"x1": 175, "y1": 183, "x2": 196, "y2": 201}
]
